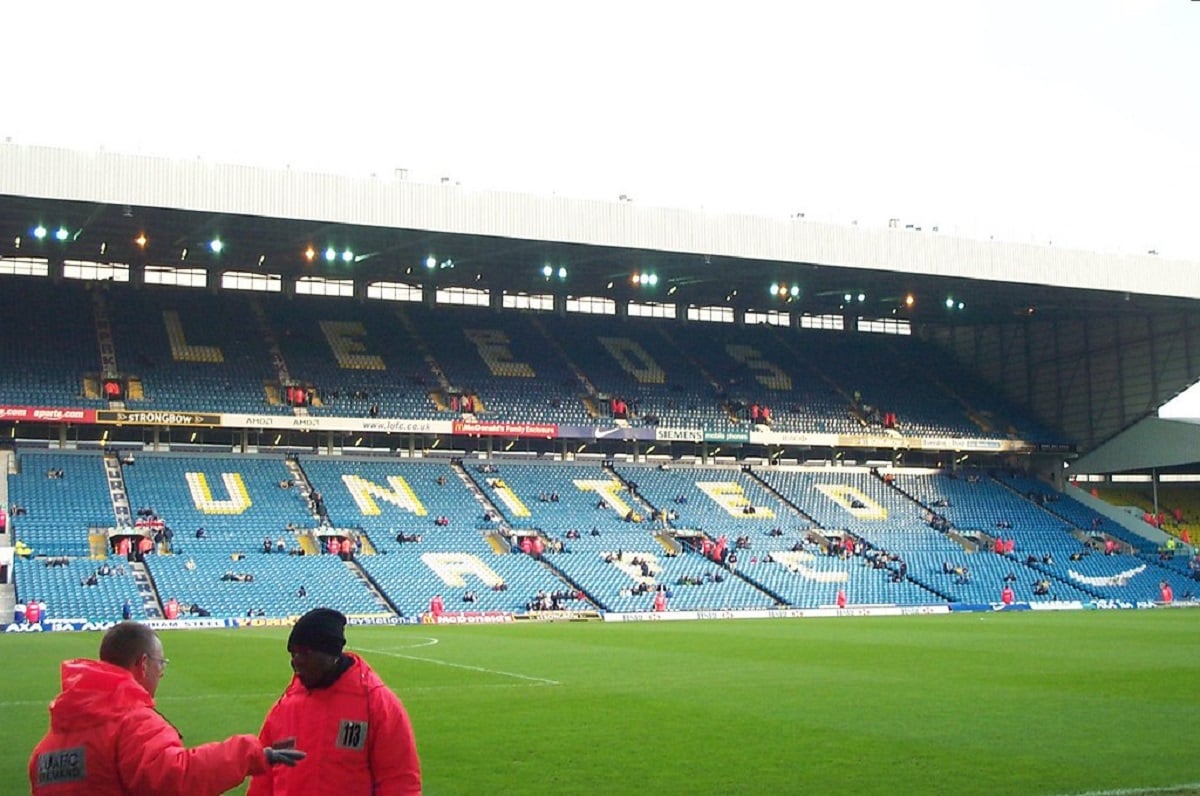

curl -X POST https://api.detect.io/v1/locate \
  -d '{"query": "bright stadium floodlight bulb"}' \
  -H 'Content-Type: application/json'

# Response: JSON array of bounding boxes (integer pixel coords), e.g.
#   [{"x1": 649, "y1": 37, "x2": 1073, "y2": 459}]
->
[
  {"x1": 543, "y1": 264, "x2": 553, "y2": 277},
  {"x1": 648, "y1": 274, "x2": 658, "y2": 286},
  {"x1": 304, "y1": 246, "x2": 315, "y2": 261},
  {"x1": 790, "y1": 285, "x2": 800, "y2": 297},
  {"x1": 209, "y1": 238, "x2": 223, "y2": 254},
  {"x1": 557, "y1": 267, "x2": 567, "y2": 279},
  {"x1": 844, "y1": 293, "x2": 852, "y2": 303},
  {"x1": 55, "y1": 227, "x2": 69, "y2": 241},
  {"x1": 33, "y1": 225, "x2": 47, "y2": 239},
  {"x1": 342, "y1": 249, "x2": 353, "y2": 262},
  {"x1": 325, "y1": 247, "x2": 337, "y2": 262},
  {"x1": 426, "y1": 255, "x2": 437, "y2": 269},
  {"x1": 857, "y1": 293, "x2": 865, "y2": 303},
  {"x1": 945, "y1": 297, "x2": 955, "y2": 309},
  {"x1": 769, "y1": 283, "x2": 779, "y2": 295}
]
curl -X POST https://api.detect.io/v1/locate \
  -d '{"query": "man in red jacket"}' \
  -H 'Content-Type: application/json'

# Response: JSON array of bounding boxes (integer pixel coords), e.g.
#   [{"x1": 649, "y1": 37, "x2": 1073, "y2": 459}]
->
[
  {"x1": 29, "y1": 621, "x2": 303, "y2": 794},
  {"x1": 250, "y1": 608, "x2": 422, "y2": 795}
]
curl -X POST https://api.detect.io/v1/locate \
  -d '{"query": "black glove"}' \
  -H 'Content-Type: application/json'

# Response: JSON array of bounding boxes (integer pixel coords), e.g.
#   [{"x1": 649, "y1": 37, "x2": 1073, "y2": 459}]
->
[{"x1": 265, "y1": 747, "x2": 306, "y2": 767}]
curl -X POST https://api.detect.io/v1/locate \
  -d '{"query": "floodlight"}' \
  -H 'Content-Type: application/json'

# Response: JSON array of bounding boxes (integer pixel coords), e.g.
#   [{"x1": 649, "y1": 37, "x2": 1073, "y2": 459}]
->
[
  {"x1": 557, "y1": 267, "x2": 567, "y2": 279},
  {"x1": 325, "y1": 247, "x2": 337, "y2": 262},
  {"x1": 33, "y1": 225, "x2": 47, "y2": 240},
  {"x1": 209, "y1": 238, "x2": 223, "y2": 253},
  {"x1": 341, "y1": 249, "x2": 353, "y2": 262},
  {"x1": 543, "y1": 265, "x2": 553, "y2": 277},
  {"x1": 425, "y1": 255, "x2": 437, "y2": 269}
]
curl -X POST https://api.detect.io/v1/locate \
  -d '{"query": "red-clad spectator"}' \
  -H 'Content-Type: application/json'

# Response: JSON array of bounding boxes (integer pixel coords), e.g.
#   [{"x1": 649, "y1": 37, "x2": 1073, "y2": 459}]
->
[
  {"x1": 761, "y1": 406, "x2": 772, "y2": 425},
  {"x1": 26, "y1": 599, "x2": 43, "y2": 624},
  {"x1": 137, "y1": 536, "x2": 154, "y2": 559},
  {"x1": 1004, "y1": 538, "x2": 1015, "y2": 555},
  {"x1": 1181, "y1": 529, "x2": 1191, "y2": 545},
  {"x1": 836, "y1": 588, "x2": 847, "y2": 609},
  {"x1": 531, "y1": 536, "x2": 544, "y2": 557},
  {"x1": 164, "y1": 597, "x2": 180, "y2": 620},
  {"x1": 1001, "y1": 585, "x2": 1015, "y2": 605},
  {"x1": 339, "y1": 537, "x2": 352, "y2": 560},
  {"x1": 116, "y1": 536, "x2": 132, "y2": 558},
  {"x1": 993, "y1": 537, "x2": 1004, "y2": 554},
  {"x1": 1104, "y1": 538, "x2": 1116, "y2": 555},
  {"x1": 326, "y1": 537, "x2": 340, "y2": 556},
  {"x1": 1174, "y1": 507, "x2": 1184, "y2": 524},
  {"x1": 519, "y1": 537, "x2": 533, "y2": 555},
  {"x1": 1160, "y1": 581, "x2": 1174, "y2": 603},
  {"x1": 653, "y1": 590, "x2": 667, "y2": 612},
  {"x1": 750, "y1": 403, "x2": 761, "y2": 422},
  {"x1": 429, "y1": 595, "x2": 444, "y2": 617}
]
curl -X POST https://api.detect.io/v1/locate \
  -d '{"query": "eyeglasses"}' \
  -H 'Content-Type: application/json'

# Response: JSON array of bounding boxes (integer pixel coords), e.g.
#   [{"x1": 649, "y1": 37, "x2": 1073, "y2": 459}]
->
[{"x1": 147, "y1": 655, "x2": 170, "y2": 670}]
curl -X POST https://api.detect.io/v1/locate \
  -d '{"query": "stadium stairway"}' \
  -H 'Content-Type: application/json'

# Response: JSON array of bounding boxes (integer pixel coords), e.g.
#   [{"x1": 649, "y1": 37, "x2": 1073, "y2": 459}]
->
[
  {"x1": 132, "y1": 561, "x2": 164, "y2": 618},
  {"x1": 342, "y1": 557, "x2": 403, "y2": 616}
]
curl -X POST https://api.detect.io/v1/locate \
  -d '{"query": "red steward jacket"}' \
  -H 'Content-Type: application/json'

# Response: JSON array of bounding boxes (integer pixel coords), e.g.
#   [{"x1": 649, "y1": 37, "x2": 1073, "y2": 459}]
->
[
  {"x1": 29, "y1": 658, "x2": 267, "y2": 794},
  {"x1": 249, "y1": 652, "x2": 421, "y2": 795}
]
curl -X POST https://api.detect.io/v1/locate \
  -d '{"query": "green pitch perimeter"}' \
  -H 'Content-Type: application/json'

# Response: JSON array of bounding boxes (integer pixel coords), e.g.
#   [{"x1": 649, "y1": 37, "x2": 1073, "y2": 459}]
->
[{"x1": 5, "y1": 610, "x2": 1198, "y2": 795}]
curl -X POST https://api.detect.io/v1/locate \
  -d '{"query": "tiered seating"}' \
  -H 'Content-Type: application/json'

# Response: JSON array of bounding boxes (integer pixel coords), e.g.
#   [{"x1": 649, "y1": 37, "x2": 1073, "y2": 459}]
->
[
  {"x1": 542, "y1": 314, "x2": 727, "y2": 428},
  {"x1": 9, "y1": 450, "x2": 114, "y2": 556},
  {"x1": 121, "y1": 454, "x2": 313, "y2": 553},
  {"x1": 106, "y1": 287, "x2": 283, "y2": 414},
  {"x1": 0, "y1": 279, "x2": 105, "y2": 408},
  {"x1": 262, "y1": 296, "x2": 441, "y2": 419},
  {"x1": 14, "y1": 556, "x2": 144, "y2": 621},
  {"x1": 302, "y1": 457, "x2": 578, "y2": 613},
  {"x1": 402, "y1": 306, "x2": 589, "y2": 424},
  {"x1": 146, "y1": 551, "x2": 381, "y2": 618}
]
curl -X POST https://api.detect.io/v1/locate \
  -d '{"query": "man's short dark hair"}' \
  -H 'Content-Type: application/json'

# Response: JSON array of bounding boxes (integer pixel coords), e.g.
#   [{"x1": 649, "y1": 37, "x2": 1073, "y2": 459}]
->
[{"x1": 99, "y1": 621, "x2": 157, "y2": 668}]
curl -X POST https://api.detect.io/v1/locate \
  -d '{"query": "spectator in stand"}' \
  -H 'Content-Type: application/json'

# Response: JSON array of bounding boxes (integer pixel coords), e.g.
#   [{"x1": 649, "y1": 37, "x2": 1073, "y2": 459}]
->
[
  {"x1": 26, "y1": 598, "x2": 42, "y2": 624},
  {"x1": 1160, "y1": 581, "x2": 1174, "y2": 603},
  {"x1": 164, "y1": 597, "x2": 180, "y2": 621},
  {"x1": 836, "y1": 588, "x2": 847, "y2": 609},
  {"x1": 1001, "y1": 584, "x2": 1015, "y2": 605},
  {"x1": 122, "y1": 600, "x2": 133, "y2": 621}
]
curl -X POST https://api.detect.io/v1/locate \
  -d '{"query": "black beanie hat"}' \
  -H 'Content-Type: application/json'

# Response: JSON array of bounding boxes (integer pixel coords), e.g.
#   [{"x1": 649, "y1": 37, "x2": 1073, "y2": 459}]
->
[{"x1": 288, "y1": 608, "x2": 347, "y2": 656}]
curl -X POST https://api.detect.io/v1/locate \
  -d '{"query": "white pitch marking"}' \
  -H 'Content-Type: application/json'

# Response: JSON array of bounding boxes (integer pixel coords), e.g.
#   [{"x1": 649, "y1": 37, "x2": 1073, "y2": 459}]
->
[
  {"x1": 1058, "y1": 784, "x2": 1200, "y2": 796},
  {"x1": 354, "y1": 645, "x2": 562, "y2": 685}
]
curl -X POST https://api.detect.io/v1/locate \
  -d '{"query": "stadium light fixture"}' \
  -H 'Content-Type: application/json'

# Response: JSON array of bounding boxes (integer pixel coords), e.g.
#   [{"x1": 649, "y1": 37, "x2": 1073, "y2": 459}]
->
[
  {"x1": 341, "y1": 249, "x2": 353, "y2": 263},
  {"x1": 769, "y1": 283, "x2": 779, "y2": 295},
  {"x1": 945, "y1": 297, "x2": 955, "y2": 309},
  {"x1": 425, "y1": 255, "x2": 437, "y2": 270},
  {"x1": 857, "y1": 293, "x2": 866, "y2": 303},
  {"x1": 905, "y1": 293, "x2": 915, "y2": 307},
  {"x1": 844, "y1": 293, "x2": 852, "y2": 303},
  {"x1": 304, "y1": 246, "x2": 315, "y2": 261},
  {"x1": 557, "y1": 267, "x2": 567, "y2": 280},
  {"x1": 325, "y1": 247, "x2": 337, "y2": 262},
  {"x1": 209, "y1": 238, "x2": 223, "y2": 254},
  {"x1": 135, "y1": 233, "x2": 148, "y2": 249},
  {"x1": 790, "y1": 286, "x2": 800, "y2": 297},
  {"x1": 55, "y1": 227, "x2": 69, "y2": 241},
  {"x1": 667, "y1": 285, "x2": 677, "y2": 295},
  {"x1": 33, "y1": 225, "x2": 47, "y2": 240},
  {"x1": 543, "y1": 264, "x2": 553, "y2": 278}
]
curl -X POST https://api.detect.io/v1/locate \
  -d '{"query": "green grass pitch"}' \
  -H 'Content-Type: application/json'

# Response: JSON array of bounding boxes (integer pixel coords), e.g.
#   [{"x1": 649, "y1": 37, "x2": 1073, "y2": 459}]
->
[{"x1": 5, "y1": 610, "x2": 1199, "y2": 795}]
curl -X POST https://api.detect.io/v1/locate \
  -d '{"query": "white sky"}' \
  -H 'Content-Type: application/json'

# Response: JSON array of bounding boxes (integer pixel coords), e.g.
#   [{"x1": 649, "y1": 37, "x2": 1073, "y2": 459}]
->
[{"x1": 4, "y1": 0, "x2": 1200, "y2": 415}]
